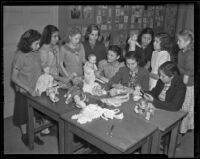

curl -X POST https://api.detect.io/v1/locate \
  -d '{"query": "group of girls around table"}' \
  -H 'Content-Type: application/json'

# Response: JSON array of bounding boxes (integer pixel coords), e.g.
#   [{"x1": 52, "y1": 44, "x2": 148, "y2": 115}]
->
[{"x1": 11, "y1": 23, "x2": 194, "y2": 148}]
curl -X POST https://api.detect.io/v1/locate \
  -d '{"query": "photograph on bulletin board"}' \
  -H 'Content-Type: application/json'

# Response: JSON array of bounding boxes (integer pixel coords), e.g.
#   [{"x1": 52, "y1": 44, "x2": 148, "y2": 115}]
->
[
  {"x1": 82, "y1": 6, "x2": 94, "y2": 23},
  {"x1": 68, "y1": 6, "x2": 82, "y2": 24}
]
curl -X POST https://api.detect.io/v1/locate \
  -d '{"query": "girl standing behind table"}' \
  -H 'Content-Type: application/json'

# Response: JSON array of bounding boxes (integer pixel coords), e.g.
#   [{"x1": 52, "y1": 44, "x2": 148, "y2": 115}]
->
[
  {"x1": 137, "y1": 28, "x2": 154, "y2": 70},
  {"x1": 144, "y1": 61, "x2": 186, "y2": 111},
  {"x1": 82, "y1": 24, "x2": 107, "y2": 65},
  {"x1": 177, "y1": 29, "x2": 194, "y2": 135},
  {"x1": 149, "y1": 32, "x2": 171, "y2": 90},
  {"x1": 124, "y1": 28, "x2": 154, "y2": 70},
  {"x1": 11, "y1": 29, "x2": 44, "y2": 147},
  {"x1": 97, "y1": 45, "x2": 124, "y2": 83},
  {"x1": 39, "y1": 25, "x2": 60, "y2": 77},
  {"x1": 60, "y1": 27, "x2": 86, "y2": 80}
]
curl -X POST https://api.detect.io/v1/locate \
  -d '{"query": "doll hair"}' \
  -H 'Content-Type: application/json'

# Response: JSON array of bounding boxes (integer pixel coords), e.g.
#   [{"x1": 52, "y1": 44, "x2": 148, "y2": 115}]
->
[
  {"x1": 88, "y1": 54, "x2": 96, "y2": 61},
  {"x1": 17, "y1": 29, "x2": 41, "y2": 53},
  {"x1": 84, "y1": 24, "x2": 100, "y2": 41},
  {"x1": 159, "y1": 61, "x2": 180, "y2": 78},
  {"x1": 40, "y1": 25, "x2": 59, "y2": 46},
  {"x1": 137, "y1": 27, "x2": 154, "y2": 46},
  {"x1": 155, "y1": 32, "x2": 171, "y2": 52},
  {"x1": 177, "y1": 29, "x2": 194, "y2": 47}
]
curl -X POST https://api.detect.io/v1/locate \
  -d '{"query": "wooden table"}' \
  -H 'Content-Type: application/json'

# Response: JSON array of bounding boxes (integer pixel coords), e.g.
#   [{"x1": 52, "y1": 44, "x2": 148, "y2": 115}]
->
[
  {"x1": 144, "y1": 109, "x2": 187, "y2": 157},
  {"x1": 24, "y1": 89, "x2": 76, "y2": 154},
  {"x1": 130, "y1": 102, "x2": 187, "y2": 157},
  {"x1": 61, "y1": 99, "x2": 159, "y2": 154}
]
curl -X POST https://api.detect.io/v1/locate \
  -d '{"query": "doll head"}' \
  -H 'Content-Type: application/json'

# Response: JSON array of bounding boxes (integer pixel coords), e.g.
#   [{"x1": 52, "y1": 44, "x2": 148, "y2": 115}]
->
[
  {"x1": 44, "y1": 67, "x2": 50, "y2": 74},
  {"x1": 88, "y1": 54, "x2": 96, "y2": 64}
]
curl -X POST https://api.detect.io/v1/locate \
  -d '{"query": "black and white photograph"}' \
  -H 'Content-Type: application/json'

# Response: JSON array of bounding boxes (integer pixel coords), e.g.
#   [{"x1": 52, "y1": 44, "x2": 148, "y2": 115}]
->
[{"x1": 2, "y1": 2, "x2": 199, "y2": 158}]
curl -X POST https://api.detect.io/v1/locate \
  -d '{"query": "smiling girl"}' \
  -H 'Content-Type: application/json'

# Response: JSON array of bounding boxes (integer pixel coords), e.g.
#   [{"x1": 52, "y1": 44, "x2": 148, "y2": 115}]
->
[
  {"x1": 97, "y1": 45, "x2": 124, "y2": 83},
  {"x1": 60, "y1": 27, "x2": 85, "y2": 79}
]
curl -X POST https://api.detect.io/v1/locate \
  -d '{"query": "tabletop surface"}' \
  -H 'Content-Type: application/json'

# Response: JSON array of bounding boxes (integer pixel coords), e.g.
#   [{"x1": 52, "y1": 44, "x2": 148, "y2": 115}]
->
[
  {"x1": 23, "y1": 88, "x2": 76, "y2": 116},
  {"x1": 132, "y1": 105, "x2": 188, "y2": 131},
  {"x1": 61, "y1": 98, "x2": 158, "y2": 153}
]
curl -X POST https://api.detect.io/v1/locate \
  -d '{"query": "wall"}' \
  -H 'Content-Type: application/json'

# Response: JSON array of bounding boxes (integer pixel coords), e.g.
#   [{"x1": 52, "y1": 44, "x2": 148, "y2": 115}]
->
[
  {"x1": 176, "y1": 4, "x2": 194, "y2": 33},
  {"x1": 3, "y1": 4, "x2": 194, "y2": 118},
  {"x1": 3, "y1": 6, "x2": 59, "y2": 118}
]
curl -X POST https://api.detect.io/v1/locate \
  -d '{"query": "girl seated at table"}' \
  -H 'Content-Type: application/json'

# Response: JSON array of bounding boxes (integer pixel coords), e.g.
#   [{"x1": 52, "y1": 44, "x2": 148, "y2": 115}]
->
[
  {"x1": 97, "y1": 45, "x2": 124, "y2": 83},
  {"x1": 144, "y1": 61, "x2": 186, "y2": 111},
  {"x1": 107, "y1": 51, "x2": 149, "y2": 91}
]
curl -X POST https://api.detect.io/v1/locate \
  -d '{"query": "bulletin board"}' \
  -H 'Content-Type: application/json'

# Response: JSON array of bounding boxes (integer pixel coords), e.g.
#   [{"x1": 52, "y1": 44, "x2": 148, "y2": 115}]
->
[
  {"x1": 164, "y1": 4, "x2": 178, "y2": 36},
  {"x1": 64, "y1": 5, "x2": 178, "y2": 48},
  {"x1": 153, "y1": 5, "x2": 166, "y2": 33}
]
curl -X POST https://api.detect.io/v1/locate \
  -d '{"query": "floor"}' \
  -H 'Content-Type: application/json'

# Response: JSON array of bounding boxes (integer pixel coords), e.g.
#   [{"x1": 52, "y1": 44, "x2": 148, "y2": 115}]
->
[{"x1": 4, "y1": 116, "x2": 194, "y2": 157}]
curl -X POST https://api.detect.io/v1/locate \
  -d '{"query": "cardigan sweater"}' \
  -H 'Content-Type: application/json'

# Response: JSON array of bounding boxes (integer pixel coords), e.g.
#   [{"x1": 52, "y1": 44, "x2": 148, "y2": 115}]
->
[{"x1": 148, "y1": 75, "x2": 186, "y2": 111}]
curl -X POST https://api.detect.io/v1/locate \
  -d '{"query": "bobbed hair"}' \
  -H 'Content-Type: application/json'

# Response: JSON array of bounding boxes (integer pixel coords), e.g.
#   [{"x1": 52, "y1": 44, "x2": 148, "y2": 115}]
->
[
  {"x1": 84, "y1": 24, "x2": 100, "y2": 41},
  {"x1": 17, "y1": 29, "x2": 41, "y2": 53}
]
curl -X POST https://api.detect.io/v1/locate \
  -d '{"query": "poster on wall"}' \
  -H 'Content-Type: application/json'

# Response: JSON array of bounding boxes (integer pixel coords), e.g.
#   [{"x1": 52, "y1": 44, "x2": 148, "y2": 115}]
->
[{"x1": 68, "y1": 6, "x2": 82, "y2": 24}]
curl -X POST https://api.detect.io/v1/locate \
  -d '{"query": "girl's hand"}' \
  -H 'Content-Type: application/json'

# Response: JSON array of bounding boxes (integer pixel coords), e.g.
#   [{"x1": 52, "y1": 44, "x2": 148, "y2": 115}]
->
[
  {"x1": 112, "y1": 84, "x2": 125, "y2": 89},
  {"x1": 144, "y1": 93, "x2": 154, "y2": 102}
]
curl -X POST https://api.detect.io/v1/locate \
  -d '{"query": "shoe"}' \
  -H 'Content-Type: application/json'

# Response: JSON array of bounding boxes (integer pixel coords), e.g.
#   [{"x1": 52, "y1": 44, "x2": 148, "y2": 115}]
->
[
  {"x1": 40, "y1": 127, "x2": 56, "y2": 137},
  {"x1": 34, "y1": 135, "x2": 44, "y2": 145},
  {"x1": 21, "y1": 134, "x2": 29, "y2": 147},
  {"x1": 41, "y1": 128, "x2": 50, "y2": 134}
]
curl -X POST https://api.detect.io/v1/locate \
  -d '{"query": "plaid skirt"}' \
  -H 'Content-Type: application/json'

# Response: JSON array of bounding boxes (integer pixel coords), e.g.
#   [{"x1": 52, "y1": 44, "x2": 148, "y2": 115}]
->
[{"x1": 180, "y1": 86, "x2": 194, "y2": 134}]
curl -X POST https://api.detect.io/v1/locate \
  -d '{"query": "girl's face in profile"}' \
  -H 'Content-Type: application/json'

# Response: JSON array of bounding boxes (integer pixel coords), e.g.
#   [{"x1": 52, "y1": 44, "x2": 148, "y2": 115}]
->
[
  {"x1": 69, "y1": 33, "x2": 81, "y2": 47},
  {"x1": 51, "y1": 31, "x2": 59, "y2": 45},
  {"x1": 177, "y1": 36, "x2": 190, "y2": 50},
  {"x1": 107, "y1": 50, "x2": 119, "y2": 63},
  {"x1": 31, "y1": 39, "x2": 40, "y2": 51},
  {"x1": 89, "y1": 30, "x2": 99, "y2": 44},
  {"x1": 141, "y1": 33, "x2": 152, "y2": 48},
  {"x1": 153, "y1": 37, "x2": 161, "y2": 51}
]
